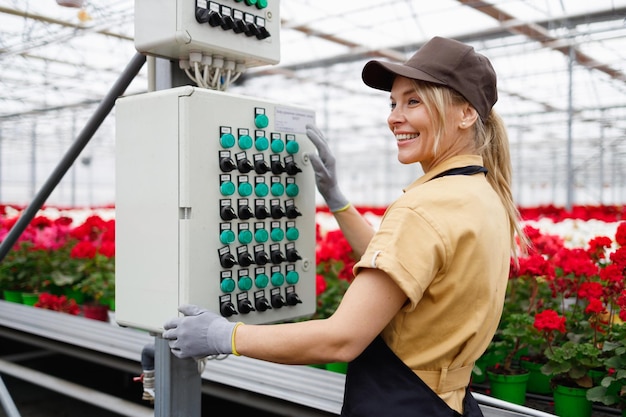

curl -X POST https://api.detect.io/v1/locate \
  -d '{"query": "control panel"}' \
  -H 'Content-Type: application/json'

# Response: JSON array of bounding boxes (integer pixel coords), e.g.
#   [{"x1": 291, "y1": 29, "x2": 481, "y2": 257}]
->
[
  {"x1": 135, "y1": 0, "x2": 280, "y2": 68},
  {"x1": 115, "y1": 86, "x2": 317, "y2": 333}
]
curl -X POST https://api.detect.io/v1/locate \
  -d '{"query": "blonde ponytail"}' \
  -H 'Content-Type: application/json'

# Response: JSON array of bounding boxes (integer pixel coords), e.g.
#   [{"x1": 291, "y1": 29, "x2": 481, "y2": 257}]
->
[{"x1": 475, "y1": 111, "x2": 528, "y2": 258}]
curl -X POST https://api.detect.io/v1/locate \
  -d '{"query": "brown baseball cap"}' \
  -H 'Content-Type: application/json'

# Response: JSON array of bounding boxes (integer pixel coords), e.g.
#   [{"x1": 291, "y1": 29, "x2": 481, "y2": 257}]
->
[{"x1": 362, "y1": 36, "x2": 497, "y2": 121}]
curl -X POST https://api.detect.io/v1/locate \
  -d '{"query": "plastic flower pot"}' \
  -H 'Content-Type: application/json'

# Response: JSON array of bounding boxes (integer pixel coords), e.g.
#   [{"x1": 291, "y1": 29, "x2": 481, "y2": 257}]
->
[
  {"x1": 487, "y1": 370, "x2": 529, "y2": 405},
  {"x1": 553, "y1": 385, "x2": 592, "y2": 417}
]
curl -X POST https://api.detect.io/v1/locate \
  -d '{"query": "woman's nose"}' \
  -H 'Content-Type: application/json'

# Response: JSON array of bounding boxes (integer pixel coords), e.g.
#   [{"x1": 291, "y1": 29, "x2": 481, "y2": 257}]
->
[{"x1": 388, "y1": 107, "x2": 404, "y2": 125}]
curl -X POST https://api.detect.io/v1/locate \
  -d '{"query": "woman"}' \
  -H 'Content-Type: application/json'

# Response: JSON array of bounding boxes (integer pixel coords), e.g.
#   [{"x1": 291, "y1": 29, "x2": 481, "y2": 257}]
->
[{"x1": 163, "y1": 36, "x2": 526, "y2": 416}]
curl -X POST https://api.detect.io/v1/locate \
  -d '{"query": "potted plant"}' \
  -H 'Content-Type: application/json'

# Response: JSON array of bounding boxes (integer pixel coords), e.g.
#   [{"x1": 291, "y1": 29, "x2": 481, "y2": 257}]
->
[{"x1": 70, "y1": 239, "x2": 115, "y2": 321}]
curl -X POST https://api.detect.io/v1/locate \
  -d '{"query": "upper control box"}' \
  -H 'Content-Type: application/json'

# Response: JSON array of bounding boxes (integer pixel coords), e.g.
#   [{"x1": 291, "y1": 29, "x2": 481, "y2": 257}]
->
[{"x1": 135, "y1": 0, "x2": 280, "y2": 68}]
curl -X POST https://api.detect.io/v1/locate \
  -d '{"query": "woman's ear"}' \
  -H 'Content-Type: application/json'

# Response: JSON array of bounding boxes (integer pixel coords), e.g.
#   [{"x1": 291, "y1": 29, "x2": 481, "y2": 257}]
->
[{"x1": 459, "y1": 105, "x2": 479, "y2": 129}]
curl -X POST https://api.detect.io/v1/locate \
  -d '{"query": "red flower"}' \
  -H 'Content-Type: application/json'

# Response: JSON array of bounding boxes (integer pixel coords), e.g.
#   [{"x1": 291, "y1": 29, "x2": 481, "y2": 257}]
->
[
  {"x1": 315, "y1": 274, "x2": 327, "y2": 296},
  {"x1": 585, "y1": 298, "x2": 605, "y2": 314},
  {"x1": 578, "y1": 281, "x2": 604, "y2": 300},
  {"x1": 70, "y1": 241, "x2": 97, "y2": 259},
  {"x1": 616, "y1": 221, "x2": 626, "y2": 247},
  {"x1": 587, "y1": 236, "x2": 613, "y2": 262},
  {"x1": 533, "y1": 309, "x2": 566, "y2": 333}
]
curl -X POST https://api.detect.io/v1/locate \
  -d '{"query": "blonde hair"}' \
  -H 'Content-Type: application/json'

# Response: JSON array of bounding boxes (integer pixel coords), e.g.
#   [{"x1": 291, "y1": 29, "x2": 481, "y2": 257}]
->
[{"x1": 411, "y1": 80, "x2": 528, "y2": 257}]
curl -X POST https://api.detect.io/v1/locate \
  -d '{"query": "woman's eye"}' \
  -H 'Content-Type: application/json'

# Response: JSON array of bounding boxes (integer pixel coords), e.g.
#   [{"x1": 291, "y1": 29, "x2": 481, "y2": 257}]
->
[
  {"x1": 390, "y1": 102, "x2": 396, "y2": 110},
  {"x1": 408, "y1": 98, "x2": 420, "y2": 105}
]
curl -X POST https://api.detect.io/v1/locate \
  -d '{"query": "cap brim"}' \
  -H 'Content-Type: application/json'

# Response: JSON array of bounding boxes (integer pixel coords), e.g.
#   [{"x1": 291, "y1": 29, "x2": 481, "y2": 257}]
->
[{"x1": 362, "y1": 60, "x2": 445, "y2": 92}]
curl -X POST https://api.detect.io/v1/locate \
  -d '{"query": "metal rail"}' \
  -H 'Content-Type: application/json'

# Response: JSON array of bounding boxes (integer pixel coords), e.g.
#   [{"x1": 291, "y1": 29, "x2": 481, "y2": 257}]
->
[{"x1": 0, "y1": 300, "x2": 556, "y2": 417}]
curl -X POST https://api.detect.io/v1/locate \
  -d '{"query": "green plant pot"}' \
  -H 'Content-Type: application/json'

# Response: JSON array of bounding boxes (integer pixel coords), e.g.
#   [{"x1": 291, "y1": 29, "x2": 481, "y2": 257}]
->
[
  {"x1": 521, "y1": 360, "x2": 552, "y2": 395},
  {"x1": 553, "y1": 385, "x2": 592, "y2": 417},
  {"x1": 325, "y1": 362, "x2": 348, "y2": 374},
  {"x1": 2, "y1": 290, "x2": 23, "y2": 304},
  {"x1": 487, "y1": 371, "x2": 529, "y2": 405},
  {"x1": 21, "y1": 292, "x2": 40, "y2": 306}
]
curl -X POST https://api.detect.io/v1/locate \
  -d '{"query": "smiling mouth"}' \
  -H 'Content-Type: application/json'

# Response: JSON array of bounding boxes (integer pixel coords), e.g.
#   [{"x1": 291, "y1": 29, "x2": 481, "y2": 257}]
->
[{"x1": 396, "y1": 133, "x2": 419, "y2": 142}]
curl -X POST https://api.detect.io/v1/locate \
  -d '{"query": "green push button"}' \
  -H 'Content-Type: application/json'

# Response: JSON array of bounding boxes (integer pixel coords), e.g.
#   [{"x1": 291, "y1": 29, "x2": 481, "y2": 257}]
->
[
  {"x1": 270, "y1": 228, "x2": 284, "y2": 241},
  {"x1": 286, "y1": 227, "x2": 299, "y2": 241},
  {"x1": 220, "y1": 133, "x2": 235, "y2": 148},
  {"x1": 271, "y1": 272, "x2": 284, "y2": 286},
  {"x1": 245, "y1": 0, "x2": 257, "y2": 6},
  {"x1": 286, "y1": 141, "x2": 299, "y2": 154},
  {"x1": 256, "y1": 0, "x2": 268, "y2": 8},
  {"x1": 270, "y1": 182, "x2": 284, "y2": 196},
  {"x1": 238, "y1": 182, "x2": 253, "y2": 197},
  {"x1": 255, "y1": 273, "x2": 269, "y2": 288},
  {"x1": 255, "y1": 136, "x2": 269, "y2": 151},
  {"x1": 238, "y1": 276, "x2": 253, "y2": 291},
  {"x1": 220, "y1": 230, "x2": 236, "y2": 245},
  {"x1": 255, "y1": 113, "x2": 269, "y2": 128},
  {"x1": 238, "y1": 229, "x2": 253, "y2": 244},
  {"x1": 220, "y1": 278, "x2": 236, "y2": 293},
  {"x1": 286, "y1": 270, "x2": 299, "y2": 285},
  {"x1": 255, "y1": 182, "x2": 269, "y2": 197},
  {"x1": 220, "y1": 181, "x2": 236, "y2": 196},
  {"x1": 239, "y1": 134, "x2": 253, "y2": 150},
  {"x1": 254, "y1": 229, "x2": 269, "y2": 243},
  {"x1": 270, "y1": 139, "x2": 284, "y2": 153},
  {"x1": 286, "y1": 183, "x2": 299, "y2": 197}
]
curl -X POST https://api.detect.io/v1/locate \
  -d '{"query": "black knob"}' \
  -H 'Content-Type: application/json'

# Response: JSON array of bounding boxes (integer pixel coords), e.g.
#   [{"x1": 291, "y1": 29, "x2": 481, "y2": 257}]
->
[
  {"x1": 271, "y1": 160, "x2": 285, "y2": 174},
  {"x1": 285, "y1": 161, "x2": 302, "y2": 175},
  {"x1": 271, "y1": 293, "x2": 285, "y2": 309},
  {"x1": 238, "y1": 205, "x2": 254, "y2": 220},
  {"x1": 271, "y1": 205, "x2": 285, "y2": 219},
  {"x1": 220, "y1": 206, "x2": 237, "y2": 221},
  {"x1": 195, "y1": 8, "x2": 209, "y2": 23},
  {"x1": 244, "y1": 23, "x2": 260, "y2": 37},
  {"x1": 238, "y1": 299, "x2": 255, "y2": 314},
  {"x1": 285, "y1": 248, "x2": 302, "y2": 262},
  {"x1": 270, "y1": 250, "x2": 286, "y2": 264},
  {"x1": 220, "y1": 302, "x2": 238, "y2": 317},
  {"x1": 285, "y1": 206, "x2": 302, "y2": 219},
  {"x1": 286, "y1": 292, "x2": 302, "y2": 306},
  {"x1": 255, "y1": 251, "x2": 270, "y2": 265},
  {"x1": 237, "y1": 158, "x2": 254, "y2": 173},
  {"x1": 221, "y1": 15, "x2": 234, "y2": 30},
  {"x1": 219, "y1": 157, "x2": 236, "y2": 172},
  {"x1": 255, "y1": 297, "x2": 271, "y2": 312},
  {"x1": 208, "y1": 11, "x2": 223, "y2": 27},
  {"x1": 219, "y1": 253, "x2": 237, "y2": 268},
  {"x1": 254, "y1": 159, "x2": 270, "y2": 174},
  {"x1": 238, "y1": 252, "x2": 254, "y2": 267},
  {"x1": 233, "y1": 19, "x2": 246, "y2": 34},
  {"x1": 256, "y1": 26, "x2": 271, "y2": 40},
  {"x1": 255, "y1": 205, "x2": 270, "y2": 219}
]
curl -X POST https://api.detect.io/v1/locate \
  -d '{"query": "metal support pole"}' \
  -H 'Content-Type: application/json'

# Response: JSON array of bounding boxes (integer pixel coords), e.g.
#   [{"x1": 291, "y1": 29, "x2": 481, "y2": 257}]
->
[
  {"x1": 149, "y1": 56, "x2": 202, "y2": 417},
  {"x1": 565, "y1": 44, "x2": 575, "y2": 211},
  {"x1": 0, "y1": 52, "x2": 146, "y2": 262},
  {"x1": 154, "y1": 337, "x2": 201, "y2": 417},
  {"x1": 0, "y1": 375, "x2": 21, "y2": 417}
]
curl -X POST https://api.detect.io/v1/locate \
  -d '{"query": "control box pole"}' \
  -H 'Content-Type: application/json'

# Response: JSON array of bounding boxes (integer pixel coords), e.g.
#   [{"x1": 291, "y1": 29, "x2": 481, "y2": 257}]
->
[{"x1": 150, "y1": 57, "x2": 202, "y2": 417}]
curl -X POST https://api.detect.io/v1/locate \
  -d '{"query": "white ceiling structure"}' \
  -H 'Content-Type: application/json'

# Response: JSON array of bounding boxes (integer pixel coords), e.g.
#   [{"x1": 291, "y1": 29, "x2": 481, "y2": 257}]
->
[{"x1": 1, "y1": 0, "x2": 625, "y2": 209}]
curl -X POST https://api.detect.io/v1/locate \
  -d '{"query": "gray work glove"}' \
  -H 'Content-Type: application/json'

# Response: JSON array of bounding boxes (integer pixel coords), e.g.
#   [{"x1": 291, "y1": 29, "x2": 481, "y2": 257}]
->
[
  {"x1": 162, "y1": 304, "x2": 237, "y2": 359},
  {"x1": 305, "y1": 124, "x2": 350, "y2": 212}
]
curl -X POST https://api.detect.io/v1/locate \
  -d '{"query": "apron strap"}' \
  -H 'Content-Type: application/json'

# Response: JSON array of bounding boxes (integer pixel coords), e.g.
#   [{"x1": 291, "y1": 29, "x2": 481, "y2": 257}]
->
[{"x1": 416, "y1": 364, "x2": 475, "y2": 393}]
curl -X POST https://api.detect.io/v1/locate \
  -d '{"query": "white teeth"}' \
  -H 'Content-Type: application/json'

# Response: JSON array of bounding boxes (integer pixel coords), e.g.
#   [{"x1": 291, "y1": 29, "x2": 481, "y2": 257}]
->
[{"x1": 396, "y1": 133, "x2": 418, "y2": 141}]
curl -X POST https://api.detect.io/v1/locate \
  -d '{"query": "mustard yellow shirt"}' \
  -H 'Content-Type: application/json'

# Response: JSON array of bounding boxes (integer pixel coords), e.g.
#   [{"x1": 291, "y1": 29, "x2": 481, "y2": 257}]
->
[{"x1": 353, "y1": 154, "x2": 511, "y2": 413}]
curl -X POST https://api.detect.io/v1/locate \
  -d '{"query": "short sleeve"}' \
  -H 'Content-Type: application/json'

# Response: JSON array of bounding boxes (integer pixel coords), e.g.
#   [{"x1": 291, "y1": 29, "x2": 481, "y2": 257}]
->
[{"x1": 353, "y1": 206, "x2": 448, "y2": 311}]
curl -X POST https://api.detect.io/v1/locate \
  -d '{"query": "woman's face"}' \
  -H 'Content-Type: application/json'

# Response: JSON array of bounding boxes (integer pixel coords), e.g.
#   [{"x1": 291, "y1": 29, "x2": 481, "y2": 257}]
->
[
  {"x1": 387, "y1": 76, "x2": 435, "y2": 167},
  {"x1": 388, "y1": 76, "x2": 472, "y2": 171}
]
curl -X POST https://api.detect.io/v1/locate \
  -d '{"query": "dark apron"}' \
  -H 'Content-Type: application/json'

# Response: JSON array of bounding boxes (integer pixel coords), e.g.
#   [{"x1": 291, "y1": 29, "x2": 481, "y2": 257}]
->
[{"x1": 341, "y1": 336, "x2": 483, "y2": 417}]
